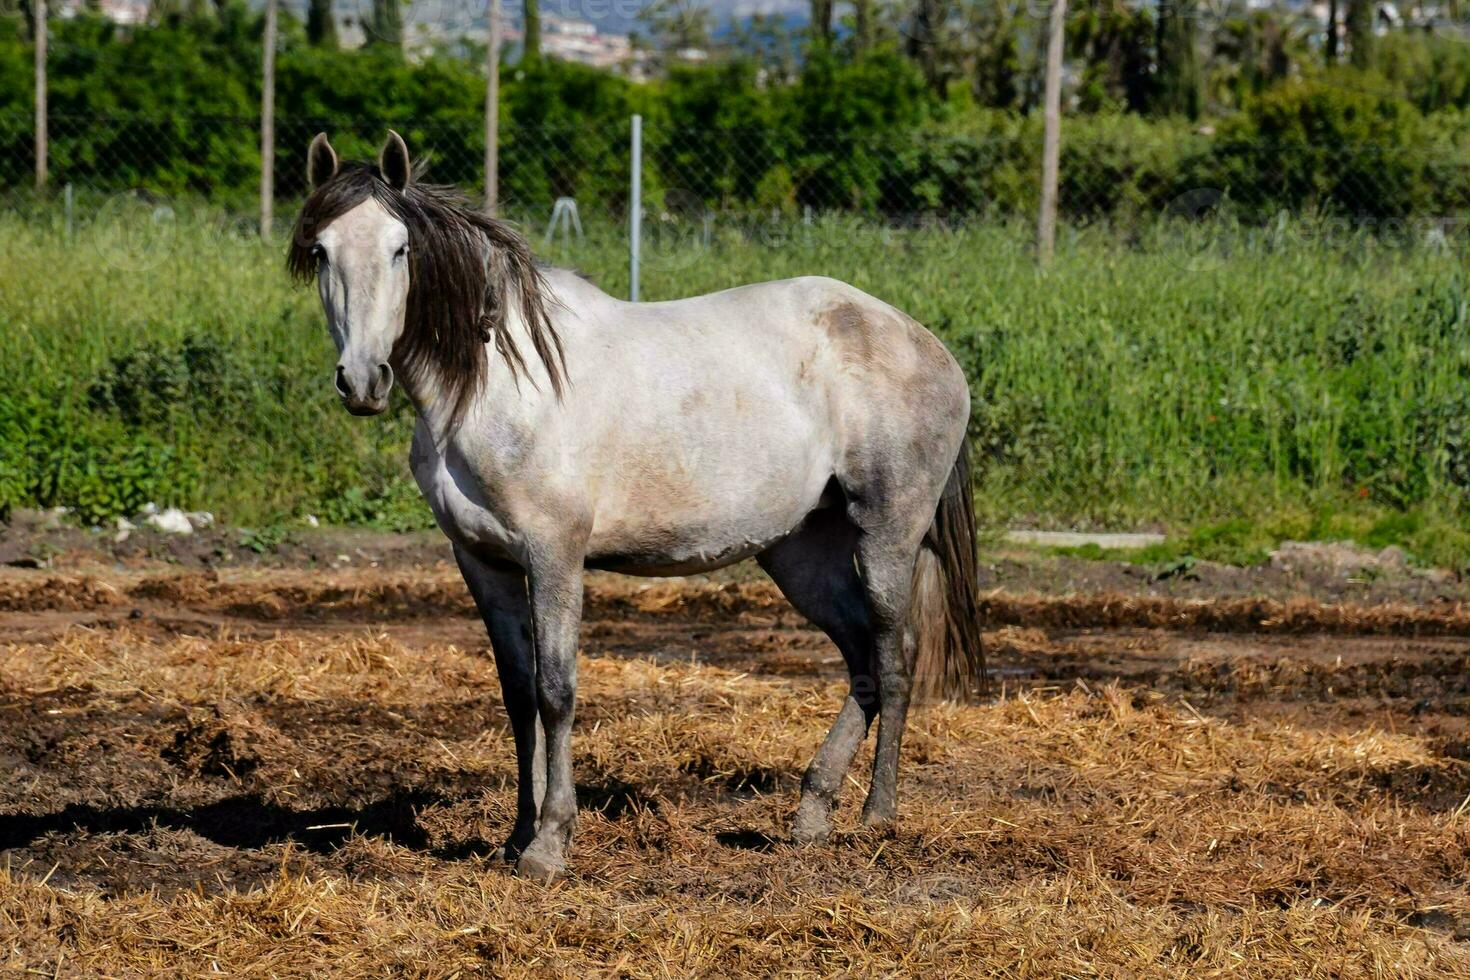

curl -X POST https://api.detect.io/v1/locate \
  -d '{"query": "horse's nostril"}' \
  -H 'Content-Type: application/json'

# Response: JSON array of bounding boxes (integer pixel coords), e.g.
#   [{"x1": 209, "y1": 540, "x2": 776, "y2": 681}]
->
[
  {"x1": 334, "y1": 364, "x2": 352, "y2": 399},
  {"x1": 372, "y1": 362, "x2": 394, "y2": 399}
]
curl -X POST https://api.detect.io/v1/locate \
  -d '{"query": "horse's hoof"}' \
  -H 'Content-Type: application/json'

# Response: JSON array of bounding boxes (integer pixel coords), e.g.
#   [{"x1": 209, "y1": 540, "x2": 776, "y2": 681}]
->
[
  {"x1": 860, "y1": 797, "x2": 897, "y2": 829},
  {"x1": 515, "y1": 846, "x2": 565, "y2": 882},
  {"x1": 791, "y1": 824, "x2": 831, "y2": 844},
  {"x1": 492, "y1": 835, "x2": 530, "y2": 864},
  {"x1": 791, "y1": 802, "x2": 833, "y2": 844}
]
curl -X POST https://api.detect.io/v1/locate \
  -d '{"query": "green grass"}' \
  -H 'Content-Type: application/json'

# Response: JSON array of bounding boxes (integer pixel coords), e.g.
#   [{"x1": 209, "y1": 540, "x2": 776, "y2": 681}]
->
[{"x1": 2, "y1": 202, "x2": 1469, "y2": 567}]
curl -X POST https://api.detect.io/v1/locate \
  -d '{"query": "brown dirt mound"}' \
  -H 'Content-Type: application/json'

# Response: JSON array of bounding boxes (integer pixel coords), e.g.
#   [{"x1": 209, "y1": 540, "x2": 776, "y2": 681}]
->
[
  {"x1": 0, "y1": 575, "x2": 123, "y2": 612},
  {"x1": 7, "y1": 569, "x2": 1470, "y2": 639},
  {"x1": 982, "y1": 591, "x2": 1470, "y2": 636}
]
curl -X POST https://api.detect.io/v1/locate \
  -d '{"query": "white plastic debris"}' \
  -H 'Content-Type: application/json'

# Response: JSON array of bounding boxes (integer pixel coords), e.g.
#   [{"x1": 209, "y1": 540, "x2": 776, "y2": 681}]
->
[
  {"x1": 144, "y1": 507, "x2": 195, "y2": 535},
  {"x1": 185, "y1": 511, "x2": 215, "y2": 529},
  {"x1": 114, "y1": 516, "x2": 136, "y2": 544},
  {"x1": 304, "y1": 514, "x2": 320, "y2": 528}
]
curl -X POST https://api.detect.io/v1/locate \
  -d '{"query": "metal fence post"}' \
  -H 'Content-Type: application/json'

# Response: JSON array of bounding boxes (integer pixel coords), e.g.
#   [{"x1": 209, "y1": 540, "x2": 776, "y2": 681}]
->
[
  {"x1": 34, "y1": 0, "x2": 46, "y2": 193},
  {"x1": 630, "y1": 113, "x2": 642, "y2": 302}
]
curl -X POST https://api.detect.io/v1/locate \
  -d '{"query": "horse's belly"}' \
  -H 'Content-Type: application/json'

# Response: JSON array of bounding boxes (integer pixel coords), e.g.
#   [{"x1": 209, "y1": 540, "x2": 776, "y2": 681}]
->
[
  {"x1": 584, "y1": 524, "x2": 789, "y2": 576},
  {"x1": 585, "y1": 474, "x2": 835, "y2": 576},
  {"x1": 586, "y1": 546, "x2": 770, "y2": 577}
]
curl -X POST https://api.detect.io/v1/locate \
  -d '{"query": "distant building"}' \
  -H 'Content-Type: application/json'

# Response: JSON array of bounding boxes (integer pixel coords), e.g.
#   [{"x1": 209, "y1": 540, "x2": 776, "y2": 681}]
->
[
  {"x1": 55, "y1": 0, "x2": 147, "y2": 23},
  {"x1": 403, "y1": 9, "x2": 657, "y2": 77},
  {"x1": 541, "y1": 13, "x2": 640, "y2": 71},
  {"x1": 54, "y1": 0, "x2": 727, "y2": 80}
]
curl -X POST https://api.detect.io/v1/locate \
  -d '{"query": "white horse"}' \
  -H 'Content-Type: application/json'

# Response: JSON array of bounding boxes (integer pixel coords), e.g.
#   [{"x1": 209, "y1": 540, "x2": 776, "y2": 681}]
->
[{"x1": 289, "y1": 131, "x2": 985, "y2": 880}]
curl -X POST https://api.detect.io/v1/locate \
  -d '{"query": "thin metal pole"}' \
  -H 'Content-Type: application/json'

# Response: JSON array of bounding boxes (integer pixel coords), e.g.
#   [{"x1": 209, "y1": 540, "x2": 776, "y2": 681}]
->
[
  {"x1": 629, "y1": 114, "x2": 642, "y2": 302},
  {"x1": 1037, "y1": 0, "x2": 1066, "y2": 268},
  {"x1": 260, "y1": 0, "x2": 278, "y2": 239},
  {"x1": 34, "y1": 0, "x2": 46, "y2": 192},
  {"x1": 483, "y1": 0, "x2": 500, "y2": 215}
]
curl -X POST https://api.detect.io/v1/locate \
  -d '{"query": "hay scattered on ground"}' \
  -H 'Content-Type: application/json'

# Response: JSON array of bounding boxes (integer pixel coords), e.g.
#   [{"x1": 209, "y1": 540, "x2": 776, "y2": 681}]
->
[{"x1": 3, "y1": 608, "x2": 1470, "y2": 976}]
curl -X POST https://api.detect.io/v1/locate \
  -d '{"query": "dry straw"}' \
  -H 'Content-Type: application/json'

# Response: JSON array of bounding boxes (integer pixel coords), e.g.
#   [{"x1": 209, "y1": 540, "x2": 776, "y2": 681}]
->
[{"x1": 3, "y1": 568, "x2": 1470, "y2": 975}]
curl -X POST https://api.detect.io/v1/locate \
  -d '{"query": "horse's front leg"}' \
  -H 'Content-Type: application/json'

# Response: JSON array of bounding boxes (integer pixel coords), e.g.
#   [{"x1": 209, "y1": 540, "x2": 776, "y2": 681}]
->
[
  {"x1": 515, "y1": 551, "x2": 585, "y2": 881},
  {"x1": 452, "y1": 545, "x2": 545, "y2": 860}
]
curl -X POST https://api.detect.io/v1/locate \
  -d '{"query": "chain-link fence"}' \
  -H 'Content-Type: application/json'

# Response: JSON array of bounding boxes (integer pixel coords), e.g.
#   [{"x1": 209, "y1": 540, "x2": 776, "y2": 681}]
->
[
  {"x1": 7, "y1": 110, "x2": 1470, "y2": 238},
  {"x1": 6, "y1": 106, "x2": 1470, "y2": 538}
]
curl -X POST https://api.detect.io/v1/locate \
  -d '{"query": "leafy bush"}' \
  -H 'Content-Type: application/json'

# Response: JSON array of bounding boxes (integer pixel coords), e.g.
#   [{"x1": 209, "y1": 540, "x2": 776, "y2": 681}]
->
[
  {"x1": 318, "y1": 479, "x2": 434, "y2": 532},
  {"x1": 0, "y1": 388, "x2": 205, "y2": 524},
  {"x1": 1213, "y1": 76, "x2": 1439, "y2": 219},
  {"x1": 1375, "y1": 33, "x2": 1470, "y2": 113},
  {"x1": 87, "y1": 334, "x2": 243, "y2": 425}
]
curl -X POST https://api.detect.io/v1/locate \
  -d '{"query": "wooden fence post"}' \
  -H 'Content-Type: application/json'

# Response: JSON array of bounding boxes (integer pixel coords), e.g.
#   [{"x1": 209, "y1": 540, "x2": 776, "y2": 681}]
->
[
  {"x1": 484, "y1": 0, "x2": 501, "y2": 215},
  {"x1": 34, "y1": 0, "x2": 46, "y2": 192},
  {"x1": 260, "y1": 0, "x2": 278, "y2": 238},
  {"x1": 1037, "y1": 0, "x2": 1067, "y2": 267}
]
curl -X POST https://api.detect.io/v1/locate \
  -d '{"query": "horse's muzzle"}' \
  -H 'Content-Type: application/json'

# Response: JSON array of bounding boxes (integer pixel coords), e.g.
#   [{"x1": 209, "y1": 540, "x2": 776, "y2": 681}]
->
[{"x1": 335, "y1": 361, "x2": 393, "y2": 416}]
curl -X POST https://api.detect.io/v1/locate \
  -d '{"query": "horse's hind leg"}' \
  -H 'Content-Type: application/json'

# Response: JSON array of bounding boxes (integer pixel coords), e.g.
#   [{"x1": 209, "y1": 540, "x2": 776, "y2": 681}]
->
[
  {"x1": 757, "y1": 507, "x2": 875, "y2": 843},
  {"x1": 853, "y1": 528, "x2": 925, "y2": 829}
]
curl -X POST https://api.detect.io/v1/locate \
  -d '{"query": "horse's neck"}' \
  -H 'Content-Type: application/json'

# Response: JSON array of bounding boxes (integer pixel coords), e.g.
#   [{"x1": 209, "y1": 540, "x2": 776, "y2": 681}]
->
[{"x1": 401, "y1": 279, "x2": 569, "y2": 443}]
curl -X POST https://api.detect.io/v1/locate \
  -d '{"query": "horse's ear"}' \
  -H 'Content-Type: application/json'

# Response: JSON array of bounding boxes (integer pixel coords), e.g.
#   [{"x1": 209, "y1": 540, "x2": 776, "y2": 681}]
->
[
  {"x1": 307, "y1": 133, "x2": 338, "y2": 190},
  {"x1": 379, "y1": 130, "x2": 411, "y2": 192}
]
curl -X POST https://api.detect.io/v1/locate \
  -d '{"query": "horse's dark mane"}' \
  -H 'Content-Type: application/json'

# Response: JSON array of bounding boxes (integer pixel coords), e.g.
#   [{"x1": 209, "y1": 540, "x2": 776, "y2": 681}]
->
[{"x1": 287, "y1": 162, "x2": 566, "y2": 430}]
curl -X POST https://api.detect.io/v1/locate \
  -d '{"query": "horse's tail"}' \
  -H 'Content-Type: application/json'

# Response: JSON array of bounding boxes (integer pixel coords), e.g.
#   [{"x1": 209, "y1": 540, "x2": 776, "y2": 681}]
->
[{"x1": 908, "y1": 441, "x2": 987, "y2": 703}]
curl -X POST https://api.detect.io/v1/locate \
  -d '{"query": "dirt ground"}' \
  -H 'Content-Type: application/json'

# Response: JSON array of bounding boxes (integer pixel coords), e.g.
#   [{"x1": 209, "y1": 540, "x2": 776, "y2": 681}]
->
[{"x1": 4, "y1": 538, "x2": 1470, "y2": 976}]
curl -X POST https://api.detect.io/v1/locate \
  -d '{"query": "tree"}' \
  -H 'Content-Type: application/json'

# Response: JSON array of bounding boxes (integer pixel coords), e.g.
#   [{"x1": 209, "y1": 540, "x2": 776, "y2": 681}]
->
[
  {"x1": 637, "y1": 0, "x2": 711, "y2": 57},
  {"x1": 307, "y1": 0, "x2": 336, "y2": 47},
  {"x1": 966, "y1": 0, "x2": 1023, "y2": 108},
  {"x1": 16, "y1": 0, "x2": 37, "y2": 39},
  {"x1": 1346, "y1": 0, "x2": 1374, "y2": 68},
  {"x1": 908, "y1": 0, "x2": 948, "y2": 95},
  {"x1": 1154, "y1": 0, "x2": 1200, "y2": 117},
  {"x1": 1326, "y1": 0, "x2": 1339, "y2": 64},
  {"x1": 810, "y1": 0, "x2": 833, "y2": 43},
  {"x1": 523, "y1": 0, "x2": 539, "y2": 62},
  {"x1": 1211, "y1": 9, "x2": 1298, "y2": 106},
  {"x1": 852, "y1": 0, "x2": 874, "y2": 51},
  {"x1": 728, "y1": 13, "x2": 801, "y2": 81},
  {"x1": 1069, "y1": 0, "x2": 1151, "y2": 112},
  {"x1": 370, "y1": 0, "x2": 401, "y2": 49}
]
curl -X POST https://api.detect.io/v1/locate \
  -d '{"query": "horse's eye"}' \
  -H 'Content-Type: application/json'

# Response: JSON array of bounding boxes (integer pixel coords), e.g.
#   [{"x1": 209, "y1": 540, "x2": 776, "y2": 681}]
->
[
  {"x1": 394, "y1": 243, "x2": 409, "y2": 260},
  {"x1": 311, "y1": 243, "x2": 326, "y2": 263}
]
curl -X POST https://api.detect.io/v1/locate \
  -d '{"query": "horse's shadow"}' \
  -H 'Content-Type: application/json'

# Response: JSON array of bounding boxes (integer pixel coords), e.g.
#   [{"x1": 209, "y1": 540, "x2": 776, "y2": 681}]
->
[
  {"x1": 713, "y1": 829, "x2": 779, "y2": 852},
  {"x1": 0, "y1": 791, "x2": 444, "y2": 857},
  {"x1": 0, "y1": 774, "x2": 797, "y2": 897},
  {"x1": 0, "y1": 776, "x2": 673, "y2": 886}
]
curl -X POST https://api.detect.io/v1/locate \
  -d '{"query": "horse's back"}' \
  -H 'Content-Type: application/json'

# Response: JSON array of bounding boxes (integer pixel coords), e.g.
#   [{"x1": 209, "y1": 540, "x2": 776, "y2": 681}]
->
[
  {"x1": 703, "y1": 274, "x2": 971, "y2": 456},
  {"x1": 561, "y1": 271, "x2": 970, "y2": 466}
]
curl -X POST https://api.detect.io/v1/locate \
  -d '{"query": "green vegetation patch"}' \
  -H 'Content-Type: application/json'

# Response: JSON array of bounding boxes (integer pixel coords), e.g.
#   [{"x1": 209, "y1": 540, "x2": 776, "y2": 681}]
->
[{"x1": 3, "y1": 208, "x2": 1469, "y2": 569}]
